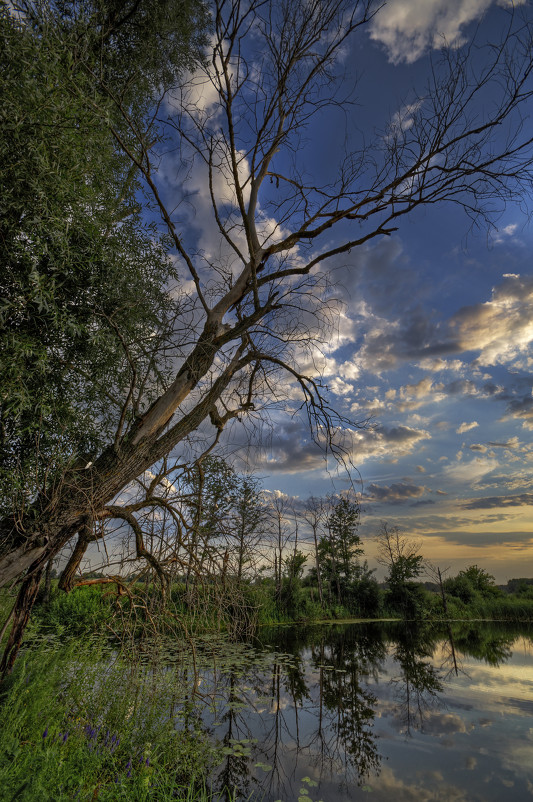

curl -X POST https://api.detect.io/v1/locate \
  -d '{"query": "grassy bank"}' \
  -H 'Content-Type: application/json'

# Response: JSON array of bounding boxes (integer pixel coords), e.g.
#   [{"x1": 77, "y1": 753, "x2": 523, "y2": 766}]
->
[
  {"x1": 4, "y1": 579, "x2": 533, "y2": 651},
  {"x1": 0, "y1": 637, "x2": 226, "y2": 801}
]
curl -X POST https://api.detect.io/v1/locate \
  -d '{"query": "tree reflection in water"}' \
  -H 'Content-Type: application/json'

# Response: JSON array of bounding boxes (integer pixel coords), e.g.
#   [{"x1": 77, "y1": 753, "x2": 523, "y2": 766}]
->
[
  {"x1": 201, "y1": 621, "x2": 528, "y2": 801},
  {"x1": 388, "y1": 624, "x2": 444, "y2": 735}
]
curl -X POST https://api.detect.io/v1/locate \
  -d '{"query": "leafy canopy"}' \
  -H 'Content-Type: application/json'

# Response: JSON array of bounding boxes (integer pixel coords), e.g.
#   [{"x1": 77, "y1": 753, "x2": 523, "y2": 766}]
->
[{"x1": 0, "y1": 0, "x2": 209, "y2": 513}]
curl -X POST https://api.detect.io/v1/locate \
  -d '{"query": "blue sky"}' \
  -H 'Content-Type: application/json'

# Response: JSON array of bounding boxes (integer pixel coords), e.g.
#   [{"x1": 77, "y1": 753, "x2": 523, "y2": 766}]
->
[
  {"x1": 259, "y1": 0, "x2": 533, "y2": 581},
  {"x1": 152, "y1": 0, "x2": 533, "y2": 583}
]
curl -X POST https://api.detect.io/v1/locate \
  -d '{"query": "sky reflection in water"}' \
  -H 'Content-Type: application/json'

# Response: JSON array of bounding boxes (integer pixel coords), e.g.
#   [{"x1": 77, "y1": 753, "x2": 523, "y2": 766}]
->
[{"x1": 200, "y1": 622, "x2": 533, "y2": 802}]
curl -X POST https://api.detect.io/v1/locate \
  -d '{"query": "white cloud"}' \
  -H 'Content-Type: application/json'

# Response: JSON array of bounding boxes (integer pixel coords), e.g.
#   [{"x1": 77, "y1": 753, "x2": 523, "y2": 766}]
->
[
  {"x1": 396, "y1": 376, "x2": 446, "y2": 410},
  {"x1": 417, "y1": 358, "x2": 464, "y2": 372},
  {"x1": 443, "y1": 457, "x2": 499, "y2": 484},
  {"x1": 370, "y1": 0, "x2": 525, "y2": 64},
  {"x1": 451, "y1": 274, "x2": 533, "y2": 367},
  {"x1": 329, "y1": 377, "x2": 353, "y2": 396},
  {"x1": 494, "y1": 224, "x2": 520, "y2": 244},
  {"x1": 456, "y1": 421, "x2": 479, "y2": 434}
]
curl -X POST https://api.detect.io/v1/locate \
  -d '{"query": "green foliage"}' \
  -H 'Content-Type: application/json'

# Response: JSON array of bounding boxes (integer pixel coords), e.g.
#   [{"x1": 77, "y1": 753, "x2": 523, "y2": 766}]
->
[
  {"x1": 0, "y1": 639, "x2": 221, "y2": 801},
  {"x1": 186, "y1": 457, "x2": 240, "y2": 544},
  {"x1": 385, "y1": 582, "x2": 429, "y2": 620},
  {"x1": 284, "y1": 550, "x2": 308, "y2": 581},
  {"x1": 376, "y1": 524, "x2": 427, "y2": 619},
  {"x1": 318, "y1": 497, "x2": 363, "y2": 607},
  {"x1": 0, "y1": 0, "x2": 210, "y2": 515},
  {"x1": 33, "y1": 584, "x2": 114, "y2": 635},
  {"x1": 442, "y1": 593, "x2": 533, "y2": 622},
  {"x1": 387, "y1": 553, "x2": 424, "y2": 588},
  {"x1": 444, "y1": 564, "x2": 502, "y2": 608},
  {"x1": 349, "y1": 566, "x2": 382, "y2": 618},
  {"x1": 505, "y1": 578, "x2": 533, "y2": 596}
]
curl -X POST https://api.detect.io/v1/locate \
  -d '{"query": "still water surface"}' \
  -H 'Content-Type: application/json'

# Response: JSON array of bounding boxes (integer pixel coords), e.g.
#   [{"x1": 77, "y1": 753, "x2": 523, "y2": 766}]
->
[{"x1": 190, "y1": 621, "x2": 533, "y2": 801}]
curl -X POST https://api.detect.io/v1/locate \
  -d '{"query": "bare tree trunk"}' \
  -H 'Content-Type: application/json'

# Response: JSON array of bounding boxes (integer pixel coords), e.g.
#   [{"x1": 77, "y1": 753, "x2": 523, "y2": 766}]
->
[
  {"x1": 3, "y1": 0, "x2": 533, "y2": 673},
  {"x1": 237, "y1": 520, "x2": 245, "y2": 583},
  {"x1": 42, "y1": 558, "x2": 53, "y2": 606},
  {"x1": 313, "y1": 525, "x2": 324, "y2": 609},
  {"x1": 437, "y1": 567, "x2": 449, "y2": 617},
  {"x1": 0, "y1": 566, "x2": 44, "y2": 677},
  {"x1": 59, "y1": 521, "x2": 94, "y2": 592}
]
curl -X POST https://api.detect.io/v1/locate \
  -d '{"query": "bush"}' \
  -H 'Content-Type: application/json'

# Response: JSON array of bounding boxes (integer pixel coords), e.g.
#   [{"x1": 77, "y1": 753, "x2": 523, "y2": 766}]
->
[{"x1": 34, "y1": 585, "x2": 114, "y2": 635}]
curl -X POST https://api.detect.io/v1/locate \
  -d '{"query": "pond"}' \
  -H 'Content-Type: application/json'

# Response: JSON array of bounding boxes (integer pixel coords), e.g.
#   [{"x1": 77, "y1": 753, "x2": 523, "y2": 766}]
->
[{"x1": 192, "y1": 620, "x2": 533, "y2": 802}]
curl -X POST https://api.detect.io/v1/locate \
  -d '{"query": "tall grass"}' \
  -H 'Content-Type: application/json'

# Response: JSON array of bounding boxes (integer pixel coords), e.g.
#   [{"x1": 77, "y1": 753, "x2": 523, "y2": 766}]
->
[
  {"x1": 428, "y1": 592, "x2": 533, "y2": 622},
  {"x1": 0, "y1": 638, "x2": 230, "y2": 801}
]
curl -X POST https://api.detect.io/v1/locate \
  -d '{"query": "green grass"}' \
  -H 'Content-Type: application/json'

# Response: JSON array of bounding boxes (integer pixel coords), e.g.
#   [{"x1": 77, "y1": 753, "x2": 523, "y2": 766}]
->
[
  {"x1": 0, "y1": 637, "x2": 231, "y2": 801},
  {"x1": 442, "y1": 594, "x2": 533, "y2": 621}
]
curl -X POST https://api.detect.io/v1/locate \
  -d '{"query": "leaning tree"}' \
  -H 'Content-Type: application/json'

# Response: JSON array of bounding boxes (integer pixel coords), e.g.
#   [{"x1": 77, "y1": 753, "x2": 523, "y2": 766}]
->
[{"x1": 3, "y1": 0, "x2": 533, "y2": 670}]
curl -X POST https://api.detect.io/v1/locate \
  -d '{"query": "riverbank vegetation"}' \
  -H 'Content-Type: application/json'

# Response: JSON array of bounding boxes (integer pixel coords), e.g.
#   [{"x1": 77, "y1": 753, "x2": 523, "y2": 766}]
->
[
  {"x1": 2, "y1": 457, "x2": 533, "y2": 655},
  {"x1": 0, "y1": 639, "x2": 220, "y2": 801}
]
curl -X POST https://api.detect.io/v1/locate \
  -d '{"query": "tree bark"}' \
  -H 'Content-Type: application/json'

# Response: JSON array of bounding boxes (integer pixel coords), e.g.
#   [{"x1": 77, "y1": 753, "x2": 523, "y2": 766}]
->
[
  {"x1": 59, "y1": 525, "x2": 93, "y2": 593},
  {"x1": 42, "y1": 559, "x2": 53, "y2": 606},
  {"x1": 0, "y1": 565, "x2": 44, "y2": 677}
]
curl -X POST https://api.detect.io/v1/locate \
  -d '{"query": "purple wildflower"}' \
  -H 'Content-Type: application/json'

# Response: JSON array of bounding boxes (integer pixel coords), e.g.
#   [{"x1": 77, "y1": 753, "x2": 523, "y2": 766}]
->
[{"x1": 42, "y1": 727, "x2": 48, "y2": 739}]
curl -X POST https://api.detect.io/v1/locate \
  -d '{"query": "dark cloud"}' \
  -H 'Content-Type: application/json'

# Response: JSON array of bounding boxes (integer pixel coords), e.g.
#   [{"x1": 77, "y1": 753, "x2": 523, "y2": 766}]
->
[
  {"x1": 486, "y1": 438, "x2": 519, "y2": 449},
  {"x1": 425, "y1": 530, "x2": 533, "y2": 548},
  {"x1": 482, "y1": 381, "x2": 502, "y2": 396},
  {"x1": 253, "y1": 420, "x2": 430, "y2": 474},
  {"x1": 343, "y1": 268, "x2": 533, "y2": 377},
  {"x1": 364, "y1": 481, "x2": 428, "y2": 502},
  {"x1": 358, "y1": 315, "x2": 459, "y2": 372},
  {"x1": 462, "y1": 494, "x2": 533, "y2": 510},
  {"x1": 444, "y1": 379, "x2": 479, "y2": 396},
  {"x1": 505, "y1": 396, "x2": 533, "y2": 423},
  {"x1": 376, "y1": 424, "x2": 428, "y2": 443},
  {"x1": 421, "y1": 712, "x2": 473, "y2": 737}
]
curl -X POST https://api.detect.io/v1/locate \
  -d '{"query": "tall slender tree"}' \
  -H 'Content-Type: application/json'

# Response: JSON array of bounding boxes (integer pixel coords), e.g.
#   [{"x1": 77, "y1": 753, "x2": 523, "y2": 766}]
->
[{"x1": 319, "y1": 497, "x2": 363, "y2": 606}]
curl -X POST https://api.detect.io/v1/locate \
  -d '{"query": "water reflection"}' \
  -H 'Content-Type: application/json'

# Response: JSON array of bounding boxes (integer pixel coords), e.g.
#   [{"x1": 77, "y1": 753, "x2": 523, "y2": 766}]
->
[
  {"x1": 389, "y1": 625, "x2": 444, "y2": 734},
  {"x1": 195, "y1": 621, "x2": 533, "y2": 801}
]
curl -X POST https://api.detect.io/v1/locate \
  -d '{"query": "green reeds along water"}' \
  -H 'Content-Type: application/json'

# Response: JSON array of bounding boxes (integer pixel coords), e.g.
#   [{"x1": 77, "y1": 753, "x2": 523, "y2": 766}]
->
[{"x1": 0, "y1": 637, "x2": 230, "y2": 802}]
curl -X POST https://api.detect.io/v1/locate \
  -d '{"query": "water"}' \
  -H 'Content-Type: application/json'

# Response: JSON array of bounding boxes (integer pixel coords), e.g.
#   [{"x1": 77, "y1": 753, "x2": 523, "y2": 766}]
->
[{"x1": 192, "y1": 621, "x2": 533, "y2": 801}]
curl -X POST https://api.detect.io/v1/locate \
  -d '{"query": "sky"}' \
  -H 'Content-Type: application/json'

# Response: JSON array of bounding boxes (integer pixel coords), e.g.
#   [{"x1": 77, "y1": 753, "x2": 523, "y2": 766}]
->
[
  {"x1": 149, "y1": 0, "x2": 533, "y2": 584},
  {"x1": 252, "y1": 0, "x2": 533, "y2": 583}
]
